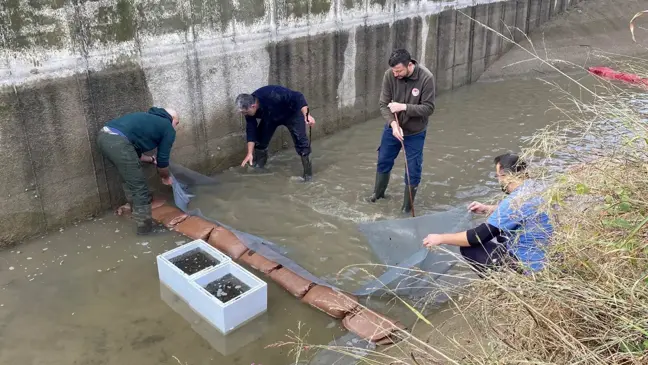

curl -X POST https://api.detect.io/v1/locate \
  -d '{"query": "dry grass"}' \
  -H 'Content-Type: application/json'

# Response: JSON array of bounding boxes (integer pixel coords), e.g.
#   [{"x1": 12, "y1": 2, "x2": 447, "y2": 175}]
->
[{"x1": 276, "y1": 8, "x2": 648, "y2": 365}]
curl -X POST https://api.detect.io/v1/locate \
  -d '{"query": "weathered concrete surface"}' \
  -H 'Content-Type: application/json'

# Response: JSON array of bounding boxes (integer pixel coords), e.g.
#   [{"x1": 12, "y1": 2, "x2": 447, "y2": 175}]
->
[
  {"x1": 0, "y1": 0, "x2": 580, "y2": 245},
  {"x1": 480, "y1": 0, "x2": 648, "y2": 81}
]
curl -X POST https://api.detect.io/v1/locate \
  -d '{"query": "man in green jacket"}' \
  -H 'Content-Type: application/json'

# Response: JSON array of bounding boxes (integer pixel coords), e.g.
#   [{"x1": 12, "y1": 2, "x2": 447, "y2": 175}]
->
[
  {"x1": 97, "y1": 107, "x2": 180, "y2": 235},
  {"x1": 367, "y1": 49, "x2": 436, "y2": 213}
]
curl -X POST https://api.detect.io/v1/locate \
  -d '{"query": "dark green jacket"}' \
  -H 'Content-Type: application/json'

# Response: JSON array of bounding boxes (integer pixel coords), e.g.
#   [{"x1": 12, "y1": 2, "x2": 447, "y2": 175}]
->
[{"x1": 105, "y1": 107, "x2": 176, "y2": 168}]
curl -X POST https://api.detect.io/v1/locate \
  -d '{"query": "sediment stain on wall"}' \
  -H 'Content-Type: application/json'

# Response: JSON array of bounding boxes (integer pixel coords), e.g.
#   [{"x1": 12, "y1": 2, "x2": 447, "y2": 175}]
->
[{"x1": 0, "y1": 0, "x2": 581, "y2": 245}]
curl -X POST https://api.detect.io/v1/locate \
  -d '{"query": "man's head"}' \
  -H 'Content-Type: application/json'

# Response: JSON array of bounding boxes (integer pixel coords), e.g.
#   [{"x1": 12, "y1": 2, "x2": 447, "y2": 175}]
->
[
  {"x1": 165, "y1": 108, "x2": 180, "y2": 130},
  {"x1": 388, "y1": 49, "x2": 415, "y2": 79},
  {"x1": 493, "y1": 153, "x2": 527, "y2": 194},
  {"x1": 235, "y1": 94, "x2": 259, "y2": 117}
]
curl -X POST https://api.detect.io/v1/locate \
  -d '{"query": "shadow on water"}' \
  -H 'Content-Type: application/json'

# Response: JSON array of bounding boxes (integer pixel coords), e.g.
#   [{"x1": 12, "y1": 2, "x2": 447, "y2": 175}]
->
[{"x1": 0, "y1": 73, "x2": 615, "y2": 364}]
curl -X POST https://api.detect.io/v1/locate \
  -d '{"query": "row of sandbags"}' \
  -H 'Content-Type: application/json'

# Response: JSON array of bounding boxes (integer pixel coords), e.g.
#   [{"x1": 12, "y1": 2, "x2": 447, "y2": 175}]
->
[{"x1": 151, "y1": 204, "x2": 406, "y2": 345}]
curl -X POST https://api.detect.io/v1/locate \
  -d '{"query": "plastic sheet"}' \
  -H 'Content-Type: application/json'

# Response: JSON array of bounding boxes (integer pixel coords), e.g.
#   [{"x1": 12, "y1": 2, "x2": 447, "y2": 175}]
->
[
  {"x1": 165, "y1": 163, "x2": 474, "y2": 353},
  {"x1": 167, "y1": 163, "x2": 475, "y2": 298},
  {"x1": 171, "y1": 175, "x2": 194, "y2": 212},
  {"x1": 588, "y1": 66, "x2": 648, "y2": 88},
  {"x1": 354, "y1": 207, "x2": 475, "y2": 298}
]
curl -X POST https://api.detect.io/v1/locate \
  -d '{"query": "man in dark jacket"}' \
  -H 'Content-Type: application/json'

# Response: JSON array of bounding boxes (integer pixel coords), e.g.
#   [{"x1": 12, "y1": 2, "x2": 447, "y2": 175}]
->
[
  {"x1": 97, "y1": 107, "x2": 180, "y2": 235},
  {"x1": 368, "y1": 49, "x2": 436, "y2": 214},
  {"x1": 235, "y1": 85, "x2": 316, "y2": 181}
]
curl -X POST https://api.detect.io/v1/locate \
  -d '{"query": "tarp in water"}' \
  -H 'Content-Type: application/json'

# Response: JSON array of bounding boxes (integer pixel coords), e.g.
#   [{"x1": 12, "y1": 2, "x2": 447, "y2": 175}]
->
[{"x1": 167, "y1": 163, "x2": 476, "y2": 364}]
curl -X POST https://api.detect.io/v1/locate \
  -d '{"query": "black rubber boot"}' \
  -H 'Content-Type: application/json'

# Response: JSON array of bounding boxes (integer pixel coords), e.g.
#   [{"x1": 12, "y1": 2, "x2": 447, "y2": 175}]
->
[
  {"x1": 253, "y1": 148, "x2": 268, "y2": 168},
  {"x1": 368, "y1": 172, "x2": 390, "y2": 202},
  {"x1": 301, "y1": 155, "x2": 312, "y2": 181},
  {"x1": 136, "y1": 218, "x2": 153, "y2": 235},
  {"x1": 136, "y1": 218, "x2": 169, "y2": 236},
  {"x1": 401, "y1": 185, "x2": 418, "y2": 214}
]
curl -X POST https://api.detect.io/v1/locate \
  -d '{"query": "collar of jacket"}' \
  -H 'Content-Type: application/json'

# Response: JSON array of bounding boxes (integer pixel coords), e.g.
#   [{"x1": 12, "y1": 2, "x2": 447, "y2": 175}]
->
[{"x1": 403, "y1": 59, "x2": 420, "y2": 81}]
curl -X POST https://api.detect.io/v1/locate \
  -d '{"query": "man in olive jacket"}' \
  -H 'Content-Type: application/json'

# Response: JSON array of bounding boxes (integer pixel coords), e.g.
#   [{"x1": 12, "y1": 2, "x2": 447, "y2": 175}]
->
[
  {"x1": 97, "y1": 107, "x2": 180, "y2": 235},
  {"x1": 368, "y1": 49, "x2": 436, "y2": 213}
]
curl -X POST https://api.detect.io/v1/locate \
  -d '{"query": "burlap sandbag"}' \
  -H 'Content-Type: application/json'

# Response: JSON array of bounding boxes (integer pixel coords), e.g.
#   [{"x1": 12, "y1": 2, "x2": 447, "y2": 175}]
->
[
  {"x1": 173, "y1": 216, "x2": 217, "y2": 240},
  {"x1": 151, "y1": 197, "x2": 166, "y2": 209},
  {"x1": 207, "y1": 226, "x2": 249, "y2": 259},
  {"x1": 152, "y1": 205, "x2": 189, "y2": 227},
  {"x1": 342, "y1": 308, "x2": 406, "y2": 344},
  {"x1": 301, "y1": 285, "x2": 359, "y2": 319},
  {"x1": 239, "y1": 250, "x2": 281, "y2": 274},
  {"x1": 268, "y1": 267, "x2": 315, "y2": 298}
]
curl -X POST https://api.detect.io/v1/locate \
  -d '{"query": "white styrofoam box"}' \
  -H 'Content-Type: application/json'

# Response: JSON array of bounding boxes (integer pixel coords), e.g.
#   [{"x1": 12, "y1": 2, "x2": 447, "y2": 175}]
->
[
  {"x1": 157, "y1": 239, "x2": 231, "y2": 301},
  {"x1": 159, "y1": 282, "x2": 269, "y2": 356},
  {"x1": 190, "y1": 261, "x2": 268, "y2": 335}
]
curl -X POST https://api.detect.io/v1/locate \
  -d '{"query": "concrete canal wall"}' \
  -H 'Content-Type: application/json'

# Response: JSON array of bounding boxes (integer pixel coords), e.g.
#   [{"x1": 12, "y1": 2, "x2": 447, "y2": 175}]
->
[{"x1": 0, "y1": 0, "x2": 583, "y2": 245}]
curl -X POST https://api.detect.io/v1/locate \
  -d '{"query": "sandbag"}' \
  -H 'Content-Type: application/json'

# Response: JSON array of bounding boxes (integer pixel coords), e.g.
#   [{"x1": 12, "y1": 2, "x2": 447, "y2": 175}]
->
[
  {"x1": 301, "y1": 285, "x2": 359, "y2": 319},
  {"x1": 173, "y1": 216, "x2": 217, "y2": 240},
  {"x1": 239, "y1": 250, "x2": 281, "y2": 274},
  {"x1": 152, "y1": 205, "x2": 189, "y2": 227},
  {"x1": 207, "y1": 226, "x2": 249, "y2": 259},
  {"x1": 342, "y1": 308, "x2": 406, "y2": 345},
  {"x1": 165, "y1": 213, "x2": 189, "y2": 228},
  {"x1": 268, "y1": 266, "x2": 315, "y2": 298},
  {"x1": 151, "y1": 197, "x2": 166, "y2": 209}
]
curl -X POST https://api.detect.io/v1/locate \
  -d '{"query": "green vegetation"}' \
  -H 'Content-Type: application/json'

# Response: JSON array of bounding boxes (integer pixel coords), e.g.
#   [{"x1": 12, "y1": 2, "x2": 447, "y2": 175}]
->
[{"x1": 277, "y1": 9, "x2": 648, "y2": 365}]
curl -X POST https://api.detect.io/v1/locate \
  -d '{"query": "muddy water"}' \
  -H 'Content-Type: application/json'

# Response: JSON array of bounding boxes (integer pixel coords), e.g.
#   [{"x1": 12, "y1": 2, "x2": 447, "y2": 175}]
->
[{"x1": 0, "y1": 75, "x2": 591, "y2": 364}]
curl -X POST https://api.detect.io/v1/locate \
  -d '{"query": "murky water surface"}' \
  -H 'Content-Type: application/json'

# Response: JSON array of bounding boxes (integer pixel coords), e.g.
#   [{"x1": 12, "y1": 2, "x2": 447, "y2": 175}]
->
[{"x1": 0, "y1": 74, "x2": 615, "y2": 364}]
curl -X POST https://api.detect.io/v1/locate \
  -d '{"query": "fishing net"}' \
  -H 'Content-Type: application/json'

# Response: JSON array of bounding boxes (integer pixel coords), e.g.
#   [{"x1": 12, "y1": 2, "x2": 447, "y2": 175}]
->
[{"x1": 166, "y1": 163, "x2": 477, "y2": 364}]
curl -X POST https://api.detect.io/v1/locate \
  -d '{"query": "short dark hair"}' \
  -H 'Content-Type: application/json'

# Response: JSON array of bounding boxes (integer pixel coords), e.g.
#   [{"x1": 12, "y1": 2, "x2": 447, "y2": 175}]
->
[
  {"x1": 235, "y1": 93, "x2": 256, "y2": 110},
  {"x1": 494, "y1": 153, "x2": 527, "y2": 174},
  {"x1": 388, "y1": 49, "x2": 412, "y2": 67}
]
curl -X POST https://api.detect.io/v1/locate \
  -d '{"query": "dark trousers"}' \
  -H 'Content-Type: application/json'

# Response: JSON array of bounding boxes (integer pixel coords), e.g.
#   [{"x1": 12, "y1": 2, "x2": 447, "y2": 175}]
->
[
  {"x1": 255, "y1": 112, "x2": 311, "y2": 156},
  {"x1": 376, "y1": 124, "x2": 426, "y2": 186},
  {"x1": 460, "y1": 239, "x2": 522, "y2": 276},
  {"x1": 97, "y1": 131, "x2": 152, "y2": 226}
]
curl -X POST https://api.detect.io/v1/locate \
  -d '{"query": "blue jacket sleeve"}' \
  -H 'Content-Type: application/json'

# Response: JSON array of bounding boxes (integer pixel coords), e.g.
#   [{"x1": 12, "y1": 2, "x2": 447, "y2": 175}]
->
[
  {"x1": 246, "y1": 116, "x2": 258, "y2": 143},
  {"x1": 156, "y1": 127, "x2": 176, "y2": 168}
]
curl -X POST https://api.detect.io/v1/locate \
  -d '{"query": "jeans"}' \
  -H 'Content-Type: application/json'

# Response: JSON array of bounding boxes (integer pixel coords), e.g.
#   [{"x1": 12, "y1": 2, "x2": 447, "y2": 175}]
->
[
  {"x1": 255, "y1": 112, "x2": 311, "y2": 156},
  {"x1": 376, "y1": 124, "x2": 426, "y2": 185}
]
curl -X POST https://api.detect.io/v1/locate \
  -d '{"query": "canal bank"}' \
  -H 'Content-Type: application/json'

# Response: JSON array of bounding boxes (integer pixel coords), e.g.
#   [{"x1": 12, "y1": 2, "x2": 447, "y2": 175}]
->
[{"x1": 0, "y1": 73, "x2": 590, "y2": 364}]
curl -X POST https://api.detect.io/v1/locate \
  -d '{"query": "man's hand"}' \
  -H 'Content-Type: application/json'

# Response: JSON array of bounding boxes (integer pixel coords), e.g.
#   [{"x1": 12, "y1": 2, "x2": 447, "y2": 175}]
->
[
  {"x1": 305, "y1": 113, "x2": 316, "y2": 126},
  {"x1": 241, "y1": 153, "x2": 254, "y2": 167},
  {"x1": 423, "y1": 234, "x2": 444, "y2": 248},
  {"x1": 388, "y1": 102, "x2": 407, "y2": 113},
  {"x1": 468, "y1": 201, "x2": 493, "y2": 214},
  {"x1": 161, "y1": 176, "x2": 172, "y2": 186},
  {"x1": 390, "y1": 121, "x2": 404, "y2": 142},
  {"x1": 115, "y1": 203, "x2": 131, "y2": 216},
  {"x1": 141, "y1": 155, "x2": 156, "y2": 165}
]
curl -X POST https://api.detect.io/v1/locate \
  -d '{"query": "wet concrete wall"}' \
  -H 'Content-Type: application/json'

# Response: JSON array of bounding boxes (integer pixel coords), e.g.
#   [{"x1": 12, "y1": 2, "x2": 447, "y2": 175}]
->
[
  {"x1": 481, "y1": 0, "x2": 648, "y2": 81},
  {"x1": 0, "y1": 0, "x2": 582, "y2": 245}
]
